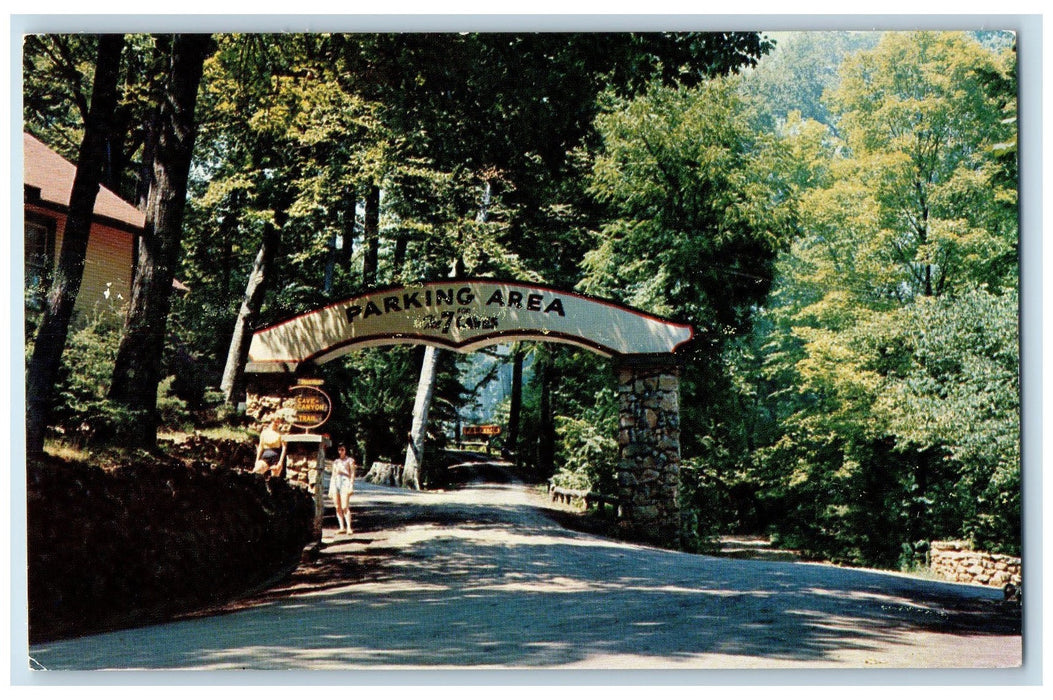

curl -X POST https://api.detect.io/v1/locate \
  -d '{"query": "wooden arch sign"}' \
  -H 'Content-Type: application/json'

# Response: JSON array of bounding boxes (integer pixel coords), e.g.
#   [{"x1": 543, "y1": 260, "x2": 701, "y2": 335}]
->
[{"x1": 246, "y1": 279, "x2": 694, "y2": 372}]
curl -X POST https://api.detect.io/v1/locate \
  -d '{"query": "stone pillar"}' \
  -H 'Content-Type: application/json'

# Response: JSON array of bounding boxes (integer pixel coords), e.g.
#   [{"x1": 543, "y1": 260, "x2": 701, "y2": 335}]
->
[
  {"x1": 283, "y1": 434, "x2": 330, "y2": 542},
  {"x1": 614, "y1": 355, "x2": 682, "y2": 548}
]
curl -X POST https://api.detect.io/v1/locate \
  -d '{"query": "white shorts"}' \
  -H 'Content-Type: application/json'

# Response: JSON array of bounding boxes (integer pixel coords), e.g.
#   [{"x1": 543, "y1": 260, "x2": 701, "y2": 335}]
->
[{"x1": 328, "y1": 473, "x2": 353, "y2": 499}]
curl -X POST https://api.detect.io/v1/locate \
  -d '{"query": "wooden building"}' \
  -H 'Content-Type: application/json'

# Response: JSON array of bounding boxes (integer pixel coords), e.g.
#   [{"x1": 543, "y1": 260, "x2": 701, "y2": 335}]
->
[{"x1": 23, "y1": 131, "x2": 147, "y2": 318}]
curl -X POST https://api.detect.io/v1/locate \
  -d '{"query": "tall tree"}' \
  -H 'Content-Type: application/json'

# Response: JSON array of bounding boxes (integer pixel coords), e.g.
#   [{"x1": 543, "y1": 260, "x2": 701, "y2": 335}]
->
[
  {"x1": 505, "y1": 344, "x2": 525, "y2": 459},
  {"x1": 754, "y1": 32, "x2": 1019, "y2": 565},
  {"x1": 552, "y1": 76, "x2": 800, "y2": 542},
  {"x1": 109, "y1": 34, "x2": 213, "y2": 448},
  {"x1": 402, "y1": 206, "x2": 479, "y2": 490},
  {"x1": 26, "y1": 34, "x2": 126, "y2": 456},
  {"x1": 401, "y1": 344, "x2": 440, "y2": 490},
  {"x1": 190, "y1": 34, "x2": 391, "y2": 403},
  {"x1": 824, "y1": 31, "x2": 1017, "y2": 300},
  {"x1": 219, "y1": 217, "x2": 283, "y2": 403},
  {"x1": 362, "y1": 184, "x2": 381, "y2": 287},
  {"x1": 581, "y1": 77, "x2": 798, "y2": 343},
  {"x1": 23, "y1": 34, "x2": 168, "y2": 203}
]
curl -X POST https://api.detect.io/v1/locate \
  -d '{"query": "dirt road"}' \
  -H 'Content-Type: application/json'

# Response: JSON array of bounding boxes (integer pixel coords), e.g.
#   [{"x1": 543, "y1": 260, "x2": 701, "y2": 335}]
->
[{"x1": 27, "y1": 477, "x2": 1022, "y2": 671}]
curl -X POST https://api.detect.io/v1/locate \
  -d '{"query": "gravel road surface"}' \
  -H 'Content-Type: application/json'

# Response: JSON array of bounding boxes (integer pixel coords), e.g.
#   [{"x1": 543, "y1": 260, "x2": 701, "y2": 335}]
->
[{"x1": 27, "y1": 476, "x2": 1022, "y2": 671}]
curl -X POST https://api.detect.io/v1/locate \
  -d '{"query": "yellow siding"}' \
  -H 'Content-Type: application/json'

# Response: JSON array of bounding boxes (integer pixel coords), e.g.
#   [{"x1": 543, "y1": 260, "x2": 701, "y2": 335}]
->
[
  {"x1": 78, "y1": 222, "x2": 135, "y2": 318},
  {"x1": 30, "y1": 205, "x2": 137, "y2": 321}
]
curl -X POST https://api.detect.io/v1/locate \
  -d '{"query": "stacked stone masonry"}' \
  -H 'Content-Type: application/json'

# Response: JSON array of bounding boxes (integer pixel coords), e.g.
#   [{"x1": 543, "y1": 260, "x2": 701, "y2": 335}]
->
[
  {"x1": 615, "y1": 360, "x2": 681, "y2": 547},
  {"x1": 929, "y1": 540, "x2": 1021, "y2": 589},
  {"x1": 245, "y1": 391, "x2": 298, "y2": 425},
  {"x1": 284, "y1": 453, "x2": 319, "y2": 488}
]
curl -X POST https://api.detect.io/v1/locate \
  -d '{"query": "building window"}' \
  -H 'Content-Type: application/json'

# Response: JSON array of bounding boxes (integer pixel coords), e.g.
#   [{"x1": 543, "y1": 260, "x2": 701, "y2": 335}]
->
[{"x1": 25, "y1": 218, "x2": 55, "y2": 313}]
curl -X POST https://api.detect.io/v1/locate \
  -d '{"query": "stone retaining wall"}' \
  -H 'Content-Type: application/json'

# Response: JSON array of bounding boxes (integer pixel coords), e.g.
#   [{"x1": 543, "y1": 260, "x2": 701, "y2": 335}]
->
[
  {"x1": 27, "y1": 454, "x2": 315, "y2": 643},
  {"x1": 929, "y1": 540, "x2": 1021, "y2": 589}
]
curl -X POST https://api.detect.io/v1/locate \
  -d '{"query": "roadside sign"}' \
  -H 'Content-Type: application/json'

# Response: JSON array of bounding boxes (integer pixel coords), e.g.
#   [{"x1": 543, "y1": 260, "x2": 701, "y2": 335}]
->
[
  {"x1": 463, "y1": 424, "x2": 502, "y2": 437},
  {"x1": 290, "y1": 384, "x2": 332, "y2": 430}
]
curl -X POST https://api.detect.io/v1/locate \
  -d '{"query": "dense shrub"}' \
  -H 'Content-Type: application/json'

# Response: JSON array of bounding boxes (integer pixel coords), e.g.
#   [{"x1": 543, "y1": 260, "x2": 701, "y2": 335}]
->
[
  {"x1": 550, "y1": 386, "x2": 618, "y2": 494},
  {"x1": 35, "y1": 308, "x2": 205, "y2": 445}
]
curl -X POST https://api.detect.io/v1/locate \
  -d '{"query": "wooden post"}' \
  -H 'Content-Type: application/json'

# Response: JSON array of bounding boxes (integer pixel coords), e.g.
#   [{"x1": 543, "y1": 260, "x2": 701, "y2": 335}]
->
[{"x1": 314, "y1": 438, "x2": 326, "y2": 538}]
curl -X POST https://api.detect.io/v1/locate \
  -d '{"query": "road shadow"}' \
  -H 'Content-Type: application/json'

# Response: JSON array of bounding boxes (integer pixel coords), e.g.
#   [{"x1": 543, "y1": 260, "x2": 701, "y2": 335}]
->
[{"x1": 29, "y1": 481, "x2": 1021, "y2": 670}]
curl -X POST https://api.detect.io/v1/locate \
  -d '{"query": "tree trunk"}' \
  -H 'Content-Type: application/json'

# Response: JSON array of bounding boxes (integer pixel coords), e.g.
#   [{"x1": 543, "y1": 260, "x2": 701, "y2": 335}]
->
[
  {"x1": 506, "y1": 344, "x2": 524, "y2": 460},
  {"x1": 323, "y1": 230, "x2": 337, "y2": 294},
  {"x1": 101, "y1": 108, "x2": 128, "y2": 197},
  {"x1": 392, "y1": 232, "x2": 408, "y2": 280},
  {"x1": 25, "y1": 35, "x2": 125, "y2": 456},
  {"x1": 537, "y1": 353, "x2": 555, "y2": 476},
  {"x1": 340, "y1": 195, "x2": 355, "y2": 268},
  {"x1": 136, "y1": 104, "x2": 160, "y2": 211},
  {"x1": 219, "y1": 219, "x2": 282, "y2": 404},
  {"x1": 108, "y1": 34, "x2": 212, "y2": 449},
  {"x1": 217, "y1": 205, "x2": 240, "y2": 301},
  {"x1": 362, "y1": 183, "x2": 380, "y2": 286},
  {"x1": 402, "y1": 345, "x2": 440, "y2": 490}
]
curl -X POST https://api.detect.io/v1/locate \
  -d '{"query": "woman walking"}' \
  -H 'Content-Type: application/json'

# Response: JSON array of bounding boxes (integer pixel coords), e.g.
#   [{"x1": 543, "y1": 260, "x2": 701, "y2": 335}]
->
[{"x1": 328, "y1": 444, "x2": 356, "y2": 535}]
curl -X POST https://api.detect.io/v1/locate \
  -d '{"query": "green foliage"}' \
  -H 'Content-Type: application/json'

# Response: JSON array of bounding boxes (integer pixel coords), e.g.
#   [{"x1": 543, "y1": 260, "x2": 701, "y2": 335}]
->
[
  {"x1": 877, "y1": 289, "x2": 1020, "y2": 553},
  {"x1": 753, "y1": 286, "x2": 1020, "y2": 564},
  {"x1": 321, "y1": 347, "x2": 417, "y2": 465},
  {"x1": 48, "y1": 313, "x2": 144, "y2": 447},
  {"x1": 677, "y1": 331, "x2": 782, "y2": 548},
  {"x1": 824, "y1": 31, "x2": 1018, "y2": 300},
  {"x1": 513, "y1": 346, "x2": 612, "y2": 484},
  {"x1": 578, "y1": 75, "x2": 807, "y2": 553},
  {"x1": 551, "y1": 387, "x2": 619, "y2": 494},
  {"x1": 744, "y1": 32, "x2": 1020, "y2": 565},
  {"x1": 582, "y1": 77, "x2": 797, "y2": 337},
  {"x1": 678, "y1": 458, "x2": 746, "y2": 554},
  {"x1": 739, "y1": 31, "x2": 881, "y2": 127},
  {"x1": 155, "y1": 376, "x2": 192, "y2": 431},
  {"x1": 23, "y1": 31, "x2": 1021, "y2": 570},
  {"x1": 38, "y1": 304, "x2": 196, "y2": 445}
]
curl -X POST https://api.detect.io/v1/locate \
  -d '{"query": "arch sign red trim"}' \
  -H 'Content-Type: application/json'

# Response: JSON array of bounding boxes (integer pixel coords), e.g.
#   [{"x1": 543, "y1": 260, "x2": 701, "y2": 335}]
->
[{"x1": 247, "y1": 279, "x2": 694, "y2": 371}]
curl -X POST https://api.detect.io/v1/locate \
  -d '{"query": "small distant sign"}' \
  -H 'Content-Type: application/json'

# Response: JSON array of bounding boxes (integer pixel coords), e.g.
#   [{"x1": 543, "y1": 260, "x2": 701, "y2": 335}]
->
[
  {"x1": 290, "y1": 384, "x2": 332, "y2": 430},
  {"x1": 463, "y1": 424, "x2": 502, "y2": 437}
]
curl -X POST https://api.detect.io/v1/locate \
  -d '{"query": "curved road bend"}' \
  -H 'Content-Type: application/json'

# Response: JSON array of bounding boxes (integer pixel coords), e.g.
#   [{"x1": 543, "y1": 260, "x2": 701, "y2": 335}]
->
[{"x1": 28, "y1": 477, "x2": 1021, "y2": 670}]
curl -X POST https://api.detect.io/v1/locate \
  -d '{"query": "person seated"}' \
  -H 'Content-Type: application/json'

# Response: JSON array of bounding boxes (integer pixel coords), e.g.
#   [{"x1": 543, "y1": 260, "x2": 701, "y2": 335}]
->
[{"x1": 254, "y1": 416, "x2": 287, "y2": 477}]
